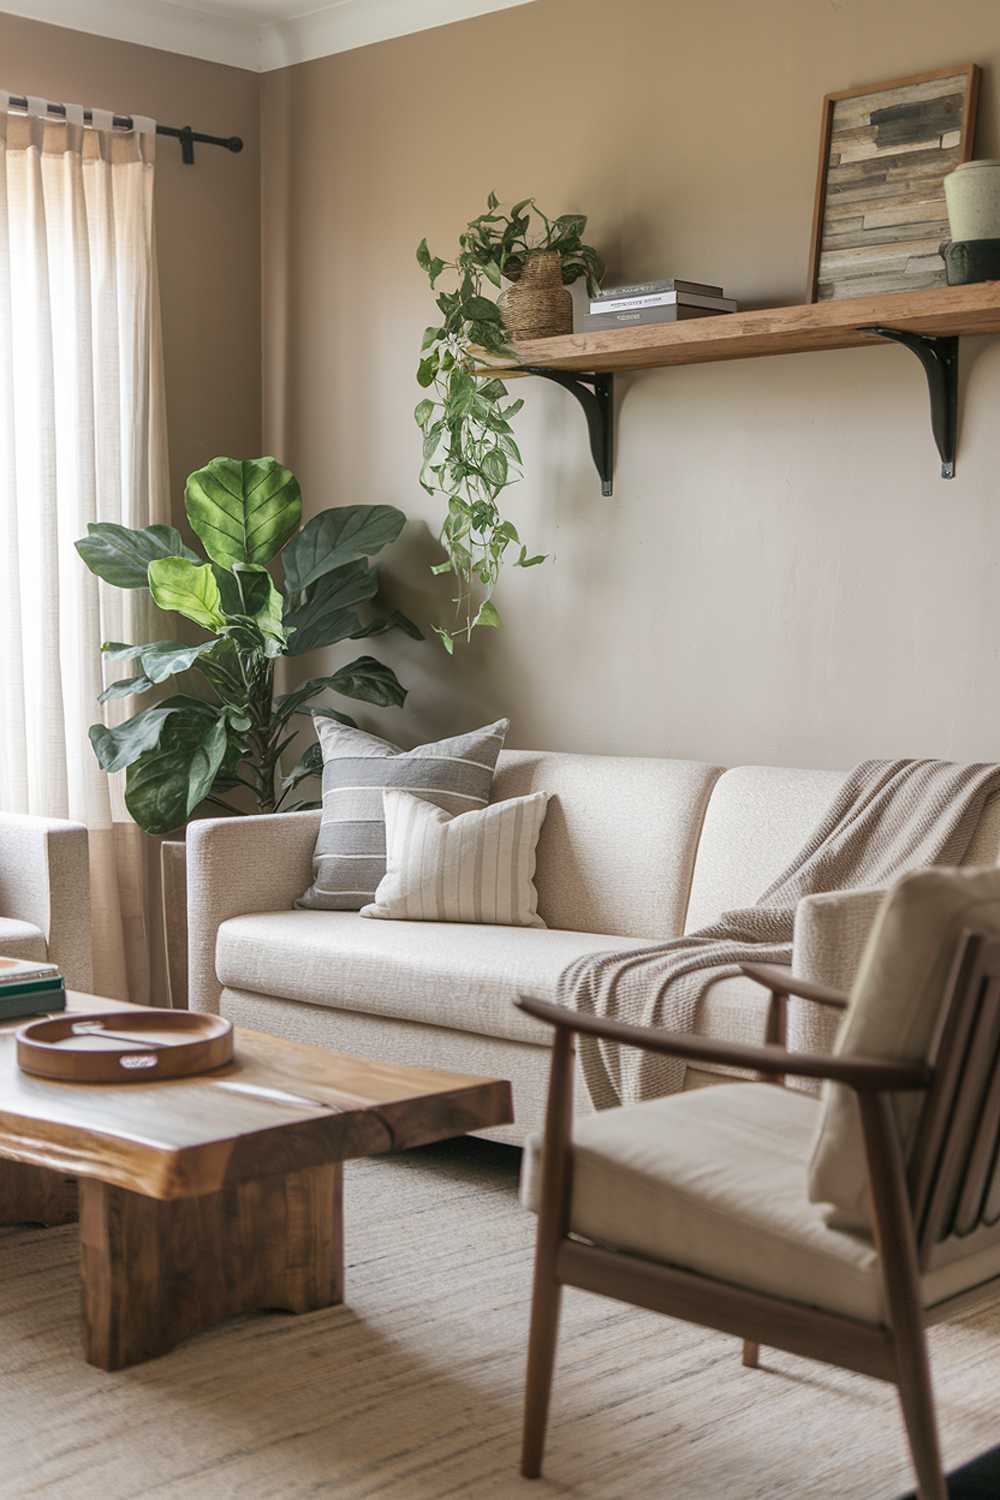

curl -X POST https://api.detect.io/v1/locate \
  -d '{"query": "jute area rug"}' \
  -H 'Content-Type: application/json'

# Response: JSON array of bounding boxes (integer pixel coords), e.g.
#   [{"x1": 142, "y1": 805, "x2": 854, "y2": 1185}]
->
[{"x1": 1, "y1": 1139, "x2": 998, "y2": 1499}]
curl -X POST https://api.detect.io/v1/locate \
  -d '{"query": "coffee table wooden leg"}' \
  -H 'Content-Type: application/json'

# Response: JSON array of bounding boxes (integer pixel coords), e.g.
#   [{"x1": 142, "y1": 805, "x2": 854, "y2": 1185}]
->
[
  {"x1": 79, "y1": 1162, "x2": 344, "y2": 1370},
  {"x1": 0, "y1": 1158, "x2": 78, "y2": 1226}
]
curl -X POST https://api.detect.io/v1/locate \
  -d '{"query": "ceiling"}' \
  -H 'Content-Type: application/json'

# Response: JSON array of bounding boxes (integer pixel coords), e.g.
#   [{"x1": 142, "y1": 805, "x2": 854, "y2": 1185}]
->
[{"x1": 1, "y1": 0, "x2": 537, "y2": 71}]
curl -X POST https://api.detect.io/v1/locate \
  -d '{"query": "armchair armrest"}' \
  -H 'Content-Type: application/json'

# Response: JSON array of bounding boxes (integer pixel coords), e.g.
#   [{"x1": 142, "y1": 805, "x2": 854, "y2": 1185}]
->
[
  {"x1": 186, "y1": 810, "x2": 321, "y2": 1014},
  {"x1": 739, "y1": 963, "x2": 849, "y2": 1012},
  {"x1": 515, "y1": 996, "x2": 930, "y2": 1094},
  {"x1": 0, "y1": 813, "x2": 91, "y2": 991}
]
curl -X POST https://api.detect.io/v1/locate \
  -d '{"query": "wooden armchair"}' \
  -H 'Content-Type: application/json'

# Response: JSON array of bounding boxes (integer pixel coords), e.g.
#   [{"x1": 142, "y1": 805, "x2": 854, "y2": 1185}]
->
[{"x1": 517, "y1": 865, "x2": 1000, "y2": 1500}]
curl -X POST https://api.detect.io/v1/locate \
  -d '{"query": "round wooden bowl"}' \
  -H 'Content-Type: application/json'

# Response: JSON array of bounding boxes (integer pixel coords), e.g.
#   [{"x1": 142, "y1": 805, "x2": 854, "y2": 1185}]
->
[{"x1": 16, "y1": 1009, "x2": 234, "y2": 1084}]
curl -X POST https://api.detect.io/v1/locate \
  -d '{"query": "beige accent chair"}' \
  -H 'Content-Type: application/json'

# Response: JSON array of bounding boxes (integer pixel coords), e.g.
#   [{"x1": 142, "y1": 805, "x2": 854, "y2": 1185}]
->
[
  {"x1": 0, "y1": 814, "x2": 92, "y2": 989},
  {"x1": 519, "y1": 865, "x2": 1000, "y2": 1500}
]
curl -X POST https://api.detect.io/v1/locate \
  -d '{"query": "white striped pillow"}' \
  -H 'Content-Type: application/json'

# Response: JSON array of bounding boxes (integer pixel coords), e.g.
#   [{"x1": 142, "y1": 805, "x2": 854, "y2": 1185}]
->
[{"x1": 361, "y1": 788, "x2": 551, "y2": 927}]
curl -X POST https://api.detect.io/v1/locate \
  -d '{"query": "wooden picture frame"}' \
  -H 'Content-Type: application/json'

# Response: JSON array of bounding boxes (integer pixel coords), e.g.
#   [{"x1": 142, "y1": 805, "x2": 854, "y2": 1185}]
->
[{"x1": 807, "y1": 63, "x2": 980, "y2": 302}]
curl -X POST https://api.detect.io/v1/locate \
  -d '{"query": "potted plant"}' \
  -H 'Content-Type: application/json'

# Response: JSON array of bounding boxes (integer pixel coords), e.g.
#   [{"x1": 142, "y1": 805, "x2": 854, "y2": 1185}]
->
[
  {"x1": 76, "y1": 455, "x2": 420, "y2": 1003},
  {"x1": 416, "y1": 194, "x2": 603, "y2": 651}
]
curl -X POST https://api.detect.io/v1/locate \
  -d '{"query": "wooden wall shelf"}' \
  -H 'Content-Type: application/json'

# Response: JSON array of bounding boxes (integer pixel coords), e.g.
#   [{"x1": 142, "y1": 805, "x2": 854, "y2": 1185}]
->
[{"x1": 500, "y1": 281, "x2": 1000, "y2": 489}]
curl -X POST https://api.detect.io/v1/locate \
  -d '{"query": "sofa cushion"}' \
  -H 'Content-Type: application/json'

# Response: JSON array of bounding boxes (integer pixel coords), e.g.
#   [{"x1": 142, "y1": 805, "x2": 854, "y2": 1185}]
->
[
  {"x1": 493, "y1": 750, "x2": 723, "y2": 939},
  {"x1": 521, "y1": 1083, "x2": 1000, "y2": 1324},
  {"x1": 684, "y1": 766, "x2": 844, "y2": 932},
  {"x1": 809, "y1": 865, "x2": 1000, "y2": 1232},
  {"x1": 362, "y1": 789, "x2": 550, "y2": 927},
  {"x1": 216, "y1": 910, "x2": 655, "y2": 1046},
  {"x1": 0, "y1": 917, "x2": 47, "y2": 965},
  {"x1": 297, "y1": 718, "x2": 509, "y2": 911}
]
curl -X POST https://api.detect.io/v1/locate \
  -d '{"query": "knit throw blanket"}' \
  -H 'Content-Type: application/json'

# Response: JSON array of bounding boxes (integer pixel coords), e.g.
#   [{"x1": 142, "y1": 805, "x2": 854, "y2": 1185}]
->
[{"x1": 557, "y1": 759, "x2": 1000, "y2": 1107}]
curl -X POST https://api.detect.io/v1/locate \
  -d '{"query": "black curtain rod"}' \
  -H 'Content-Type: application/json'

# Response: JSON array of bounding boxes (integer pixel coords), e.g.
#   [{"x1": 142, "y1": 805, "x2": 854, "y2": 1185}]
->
[{"x1": 6, "y1": 95, "x2": 243, "y2": 165}]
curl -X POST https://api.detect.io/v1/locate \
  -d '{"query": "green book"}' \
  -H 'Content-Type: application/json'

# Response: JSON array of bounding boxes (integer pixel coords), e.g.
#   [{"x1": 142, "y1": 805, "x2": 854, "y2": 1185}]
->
[
  {"x1": 0, "y1": 984, "x2": 66, "y2": 1021},
  {"x1": 0, "y1": 976, "x2": 64, "y2": 996}
]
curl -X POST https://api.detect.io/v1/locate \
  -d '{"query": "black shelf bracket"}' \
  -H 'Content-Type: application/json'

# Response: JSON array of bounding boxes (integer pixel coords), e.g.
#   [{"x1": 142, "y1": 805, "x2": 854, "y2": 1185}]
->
[
  {"x1": 860, "y1": 326, "x2": 960, "y2": 479},
  {"x1": 520, "y1": 368, "x2": 615, "y2": 495}
]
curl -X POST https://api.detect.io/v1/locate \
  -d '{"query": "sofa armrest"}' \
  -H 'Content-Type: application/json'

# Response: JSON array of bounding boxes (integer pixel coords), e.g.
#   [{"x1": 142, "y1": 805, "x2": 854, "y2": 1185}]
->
[
  {"x1": 793, "y1": 887, "x2": 888, "y2": 992},
  {"x1": 186, "y1": 811, "x2": 321, "y2": 1014},
  {"x1": 0, "y1": 814, "x2": 92, "y2": 992},
  {"x1": 787, "y1": 887, "x2": 887, "y2": 1060}
]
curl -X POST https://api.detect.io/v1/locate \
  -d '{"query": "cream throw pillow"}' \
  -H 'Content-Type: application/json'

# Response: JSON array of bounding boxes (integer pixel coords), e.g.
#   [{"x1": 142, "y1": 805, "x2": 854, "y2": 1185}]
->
[
  {"x1": 808, "y1": 864, "x2": 1000, "y2": 1232},
  {"x1": 361, "y1": 788, "x2": 551, "y2": 926}
]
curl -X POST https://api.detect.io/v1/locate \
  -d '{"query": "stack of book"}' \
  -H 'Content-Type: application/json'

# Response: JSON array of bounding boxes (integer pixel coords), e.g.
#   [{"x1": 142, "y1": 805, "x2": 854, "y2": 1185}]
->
[
  {"x1": 0, "y1": 957, "x2": 66, "y2": 1020},
  {"x1": 587, "y1": 278, "x2": 737, "y2": 331}
]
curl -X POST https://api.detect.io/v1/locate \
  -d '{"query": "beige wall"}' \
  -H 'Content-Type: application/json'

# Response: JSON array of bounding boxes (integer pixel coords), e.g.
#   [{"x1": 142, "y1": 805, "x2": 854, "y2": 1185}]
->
[
  {"x1": 0, "y1": 12, "x2": 262, "y2": 514},
  {"x1": 261, "y1": 0, "x2": 1000, "y2": 770}
]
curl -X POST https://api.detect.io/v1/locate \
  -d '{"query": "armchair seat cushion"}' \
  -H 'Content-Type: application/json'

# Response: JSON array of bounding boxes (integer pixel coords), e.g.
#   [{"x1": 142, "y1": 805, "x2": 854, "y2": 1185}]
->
[
  {"x1": 216, "y1": 910, "x2": 655, "y2": 1047},
  {"x1": 0, "y1": 917, "x2": 47, "y2": 964},
  {"x1": 521, "y1": 1082, "x2": 1000, "y2": 1324}
]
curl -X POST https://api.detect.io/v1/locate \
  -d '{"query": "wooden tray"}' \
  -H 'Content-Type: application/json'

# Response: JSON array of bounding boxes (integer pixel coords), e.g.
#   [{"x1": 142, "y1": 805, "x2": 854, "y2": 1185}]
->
[{"x1": 16, "y1": 1008, "x2": 234, "y2": 1083}]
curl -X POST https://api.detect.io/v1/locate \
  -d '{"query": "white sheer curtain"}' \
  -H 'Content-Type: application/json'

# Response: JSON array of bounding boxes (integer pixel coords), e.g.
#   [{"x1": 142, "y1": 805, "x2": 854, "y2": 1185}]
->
[{"x1": 0, "y1": 95, "x2": 170, "y2": 1000}]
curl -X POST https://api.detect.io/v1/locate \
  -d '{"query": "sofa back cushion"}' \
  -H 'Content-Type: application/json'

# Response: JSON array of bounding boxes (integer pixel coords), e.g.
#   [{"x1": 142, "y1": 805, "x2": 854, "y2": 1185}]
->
[
  {"x1": 808, "y1": 865, "x2": 1000, "y2": 1232},
  {"x1": 683, "y1": 765, "x2": 846, "y2": 932},
  {"x1": 493, "y1": 751, "x2": 722, "y2": 939}
]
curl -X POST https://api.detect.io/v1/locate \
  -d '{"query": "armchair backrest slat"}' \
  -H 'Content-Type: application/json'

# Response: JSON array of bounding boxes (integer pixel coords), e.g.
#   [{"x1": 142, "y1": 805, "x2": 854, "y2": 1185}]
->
[{"x1": 912, "y1": 934, "x2": 1000, "y2": 1265}]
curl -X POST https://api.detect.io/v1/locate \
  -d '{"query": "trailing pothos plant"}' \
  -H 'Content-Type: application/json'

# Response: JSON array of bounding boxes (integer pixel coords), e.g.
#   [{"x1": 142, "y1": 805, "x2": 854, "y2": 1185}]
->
[
  {"x1": 75, "y1": 456, "x2": 421, "y2": 835},
  {"x1": 416, "y1": 194, "x2": 603, "y2": 651}
]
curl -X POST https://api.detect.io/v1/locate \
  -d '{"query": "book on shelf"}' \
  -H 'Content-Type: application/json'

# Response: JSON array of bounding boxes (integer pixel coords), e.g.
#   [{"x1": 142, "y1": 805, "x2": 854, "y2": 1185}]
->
[
  {"x1": 585, "y1": 302, "x2": 734, "y2": 332},
  {"x1": 593, "y1": 277, "x2": 724, "y2": 301},
  {"x1": 589, "y1": 290, "x2": 737, "y2": 316}
]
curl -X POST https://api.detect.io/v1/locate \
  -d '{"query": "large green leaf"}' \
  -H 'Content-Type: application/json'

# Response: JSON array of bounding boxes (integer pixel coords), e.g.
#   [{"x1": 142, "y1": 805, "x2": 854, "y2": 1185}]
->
[
  {"x1": 88, "y1": 695, "x2": 215, "y2": 774},
  {"x1": 100, "y1": 642, "x2": 150, "y2": 664},
  {"x1": 235, "y1": 564, "x2": 286, "y2": 648},
  {"x1": 279, "y1": 741, "x2": 323, "y2": 798},
  {"x1": 124, "y1": 711, "x2": 228, "y2": 834},
  {"x1": 327, "y1": 655, "x2": 407, "y2": 708},
  {"x1": 272, "y1": 661, "x2": 404, "y2": 727},
  {"x1": 148, "y1": 558, "x2": 226, "y2": 631},
  {"x1": 97, "y1": 675, "x2": 154, "y2": 704},
  {"x1": 350, "y1": 609, "x2": 424, "y2": 642},
  {"x1": 137, "y1": 639, "x2": 220, "y2": 683},
  {"x1": 75, "y1": 524, "x2": 199, "y2": 589},
  {"x1": 102, "y1": 638, "x2": 220, "y2": 684},
  {"x1": 293, "y1": 705, "x2": 358, "y2": 730},
  {"x1": 185, "y1": 457, "x2": 302, "y2": 570},
  {"x1": 282, "y1": 505, "x2": 406, "y2": 597},
  {"x1": 284, "y1": 560, "x2": 377, "y2": 657},
  {"x1": 272, "y1": 677, "x2": 340, "y2": 728}
]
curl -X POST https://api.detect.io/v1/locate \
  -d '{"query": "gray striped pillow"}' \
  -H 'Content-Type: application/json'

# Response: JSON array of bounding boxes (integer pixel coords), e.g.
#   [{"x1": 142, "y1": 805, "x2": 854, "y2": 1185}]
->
[
  {"x1": 361, "y1": 788, "x2": 551, "y2": 926},
  {"x1": 296, "y1": 717, "x2": 509, "y2": 911}
]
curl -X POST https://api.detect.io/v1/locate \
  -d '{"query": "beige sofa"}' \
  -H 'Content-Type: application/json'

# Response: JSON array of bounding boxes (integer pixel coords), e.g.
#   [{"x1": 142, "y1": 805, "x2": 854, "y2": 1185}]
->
[
  {"x1": 0, "y1": 813, "x2": 92, "y2": 990},
  {"x1": 187, "y1": 752, "x2": 1000, "y2": 1145}
]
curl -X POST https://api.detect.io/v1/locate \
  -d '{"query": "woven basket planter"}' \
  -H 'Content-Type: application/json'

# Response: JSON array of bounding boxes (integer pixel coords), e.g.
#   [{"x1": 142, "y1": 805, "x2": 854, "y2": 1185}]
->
[{"x1": 498, "y1": 250, "x2": 572, "y2": 339}]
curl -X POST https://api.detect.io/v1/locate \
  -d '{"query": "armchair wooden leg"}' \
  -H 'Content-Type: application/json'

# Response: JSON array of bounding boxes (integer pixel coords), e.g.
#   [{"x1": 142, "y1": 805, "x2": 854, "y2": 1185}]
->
[
  {"x1": 893, "y1": 1329, "x2": 947, "y2": 1500},
  {"x1": 741, "y1": 1340, "x2": 760, "y2": 1369},
  {"x1": 522, "y1": 1269, "x2": 564, "y2": 1479},
  {"x1": 521, "y1": 1026, "x2": 575, "y2": 1481},
  {"x1": 859, "y1": 1093, "x2": 946, "y2": 1500}
]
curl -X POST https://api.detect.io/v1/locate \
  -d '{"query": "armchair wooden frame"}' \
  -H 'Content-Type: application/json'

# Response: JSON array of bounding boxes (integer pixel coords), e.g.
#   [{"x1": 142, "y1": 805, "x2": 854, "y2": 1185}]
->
[{"x1": 517, "y1": 930, "x2": 1000, "y2": 1500}]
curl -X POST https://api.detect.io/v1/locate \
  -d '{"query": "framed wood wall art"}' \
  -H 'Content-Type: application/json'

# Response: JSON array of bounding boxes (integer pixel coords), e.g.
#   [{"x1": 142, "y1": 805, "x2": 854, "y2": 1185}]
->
[{"x1": 808, "y1": 64, "x2": 980, "y2": 301}]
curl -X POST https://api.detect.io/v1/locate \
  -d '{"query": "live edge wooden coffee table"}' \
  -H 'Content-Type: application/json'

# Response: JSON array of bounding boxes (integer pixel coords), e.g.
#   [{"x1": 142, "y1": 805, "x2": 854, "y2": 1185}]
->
[{"x1": 0, "y1": 993, "x2": 512, "y2": 1370}]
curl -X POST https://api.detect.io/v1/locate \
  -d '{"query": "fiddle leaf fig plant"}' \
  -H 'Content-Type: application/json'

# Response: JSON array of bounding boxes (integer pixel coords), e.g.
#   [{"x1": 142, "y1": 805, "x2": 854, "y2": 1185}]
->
[
  {"x1": 76, "y1": 456, "x2": 422, "y2": 835},
  {"x1": 416, "y1": 193, "x2": 603, "y2": 652}
]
